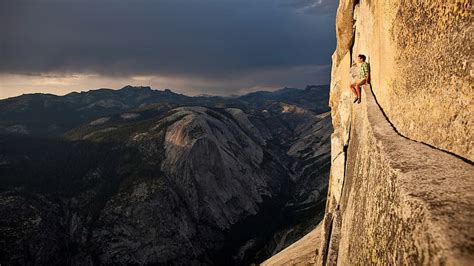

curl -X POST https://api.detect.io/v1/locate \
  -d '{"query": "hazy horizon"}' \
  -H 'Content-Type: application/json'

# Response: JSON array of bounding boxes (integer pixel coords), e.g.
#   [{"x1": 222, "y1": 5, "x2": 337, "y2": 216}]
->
[{"x1": 1, "y1": 83, "x2": 332, "y2": 101}]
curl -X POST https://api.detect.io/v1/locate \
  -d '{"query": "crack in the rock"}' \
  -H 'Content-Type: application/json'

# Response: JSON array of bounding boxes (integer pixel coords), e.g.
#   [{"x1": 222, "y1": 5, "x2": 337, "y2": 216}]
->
[{"x1": 368, "y1": 85, "x2": 473, "y2": 165}]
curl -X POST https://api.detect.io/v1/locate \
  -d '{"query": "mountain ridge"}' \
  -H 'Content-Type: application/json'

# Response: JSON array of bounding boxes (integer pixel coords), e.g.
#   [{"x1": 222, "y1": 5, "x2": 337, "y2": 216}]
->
[{"x1": 0, "y1": 85, "x2": 329, "y2": 138}]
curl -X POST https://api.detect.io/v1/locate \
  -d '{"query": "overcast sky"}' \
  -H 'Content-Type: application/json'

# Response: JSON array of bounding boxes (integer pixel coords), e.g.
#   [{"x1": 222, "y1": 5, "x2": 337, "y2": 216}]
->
[{"x1": 0, "y1": 0, "x2": 338, "y2": 98}]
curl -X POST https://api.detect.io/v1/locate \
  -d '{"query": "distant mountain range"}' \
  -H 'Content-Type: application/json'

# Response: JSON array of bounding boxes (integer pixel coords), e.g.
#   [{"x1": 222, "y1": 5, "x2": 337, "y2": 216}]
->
[
  {"x1": 0, "y1": 85, "x2": 331, "y2": 265},
  {"x1": 0, "y1": 85, "x2": 329, "y2": 137}
]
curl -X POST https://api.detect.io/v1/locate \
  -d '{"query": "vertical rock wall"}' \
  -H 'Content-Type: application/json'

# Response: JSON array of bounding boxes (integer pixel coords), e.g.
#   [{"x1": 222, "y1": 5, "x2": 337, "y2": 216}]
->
[
  {"x1": 319, "y1": 0, "x2": 474, "y2": 265},
  {"x1": 351, "y1": 0, "x2": 472, "y2": 161}
]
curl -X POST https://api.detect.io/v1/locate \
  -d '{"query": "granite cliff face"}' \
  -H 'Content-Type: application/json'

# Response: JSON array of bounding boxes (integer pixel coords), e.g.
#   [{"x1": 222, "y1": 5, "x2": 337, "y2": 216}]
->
[{"x1": 264, "y1": 0, "x2": 473, "y2": 265}]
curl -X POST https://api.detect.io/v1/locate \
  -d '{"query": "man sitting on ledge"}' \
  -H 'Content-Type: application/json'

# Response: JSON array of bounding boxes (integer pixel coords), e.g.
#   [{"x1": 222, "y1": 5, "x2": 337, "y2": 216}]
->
[{"x1": 350, "y1": 54, "x2": 370, "y2": 104}]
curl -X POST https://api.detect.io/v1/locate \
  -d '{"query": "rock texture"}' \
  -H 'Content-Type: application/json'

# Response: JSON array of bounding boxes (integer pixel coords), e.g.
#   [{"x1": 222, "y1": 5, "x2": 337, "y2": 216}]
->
[
  {"x1": 261, "y1": 223, "x2": 322, "y2": 266},
  {"x1": 0, "y1": 100, "x2": 332, "y2": 265},
  {"x1": 350, "y1": 0, "x2": 472, "y2": 161},
  {"x1": 266, "y1": 0, "x2": 473, "y2": 265},
  {"x1": 323, "y1": 85, "x2": 473, "y2": 265}
]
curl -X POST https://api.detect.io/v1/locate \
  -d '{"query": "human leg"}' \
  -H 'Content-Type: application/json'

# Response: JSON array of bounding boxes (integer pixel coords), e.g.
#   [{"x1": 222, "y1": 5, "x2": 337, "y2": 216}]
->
[
  {"x1": 350, "y1": 82, "x2": 357, "y2": 95},
  {"x1": 355, "y1": 78, "x2": 366, "y2": 103},
  {"x1": 350, "y1": 82, "x2": 358, "y2": 102}
]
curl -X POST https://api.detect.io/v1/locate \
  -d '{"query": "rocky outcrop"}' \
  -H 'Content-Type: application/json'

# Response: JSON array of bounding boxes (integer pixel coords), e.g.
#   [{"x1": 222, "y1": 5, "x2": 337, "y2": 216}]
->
[
  {"x1": 261, "y1": 223, "x2": 322, "y2": 266},
  {"x1": 265, "y1": 0, "x2": 473, "y2": 265},
  {"x1": 161, "y1": 107, "x2": 277, "y2": 230}
]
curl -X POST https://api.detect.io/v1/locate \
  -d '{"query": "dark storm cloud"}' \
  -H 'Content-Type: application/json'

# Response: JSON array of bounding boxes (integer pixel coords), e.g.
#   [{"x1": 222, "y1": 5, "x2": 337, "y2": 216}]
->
[
  {"x1": 0, "y1": 0, "x2": 337, "y2": 92},
  {"x1": 279, "y1": 0, "x2": 339, "y2": 15}
]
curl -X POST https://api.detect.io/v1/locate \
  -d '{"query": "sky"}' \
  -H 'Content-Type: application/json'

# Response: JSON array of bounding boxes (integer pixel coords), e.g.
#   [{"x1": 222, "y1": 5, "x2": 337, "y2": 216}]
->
[{"x1": 0, "y1": 0, "x2": 338, "y2": 99}]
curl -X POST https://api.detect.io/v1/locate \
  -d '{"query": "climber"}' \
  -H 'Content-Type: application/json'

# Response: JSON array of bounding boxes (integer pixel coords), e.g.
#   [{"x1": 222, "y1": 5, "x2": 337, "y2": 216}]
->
[{"x1": 349, "y1": 54, "x2": 370, "y2": 104}]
